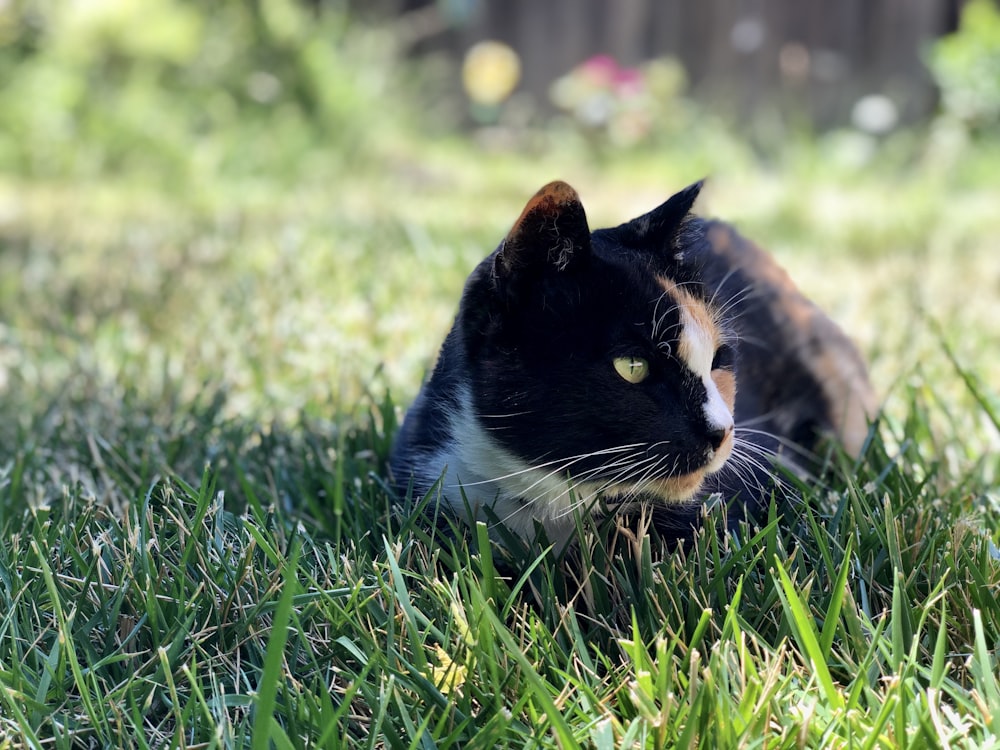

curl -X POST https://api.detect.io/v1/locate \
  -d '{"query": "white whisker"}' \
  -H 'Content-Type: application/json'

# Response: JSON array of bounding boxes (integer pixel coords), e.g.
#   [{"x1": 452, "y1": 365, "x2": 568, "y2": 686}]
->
[
  {"x1": 494, "y1": 447, "x2": 657, "y2": 526},
  {"x1": 736, "y1": 427, "x2": 818, "y2": 462},
  {"x1": 455, "y1": 442, "x2": 644, "y2": 488}
]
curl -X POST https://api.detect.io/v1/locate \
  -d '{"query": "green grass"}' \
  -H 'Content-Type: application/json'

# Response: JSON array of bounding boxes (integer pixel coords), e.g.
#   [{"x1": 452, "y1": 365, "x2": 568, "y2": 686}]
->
[{"x1": 2, "y1": 119, "x2": 1000, "y2": 746}]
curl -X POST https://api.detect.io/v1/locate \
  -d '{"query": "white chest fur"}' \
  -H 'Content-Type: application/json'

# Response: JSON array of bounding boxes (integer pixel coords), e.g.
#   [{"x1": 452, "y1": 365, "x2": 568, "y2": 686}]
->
[{"x1": 418, "y1": 386, "x2": 602, "y2": 549}]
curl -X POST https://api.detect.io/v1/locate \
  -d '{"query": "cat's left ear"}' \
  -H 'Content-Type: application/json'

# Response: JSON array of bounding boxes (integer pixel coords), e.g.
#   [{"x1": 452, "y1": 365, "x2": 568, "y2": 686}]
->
[
  {"x1": 617, "y1": 179, "x2": 705, "y2": 249},
  {"x1": 495, "y1": 181, "x2": 591, "y2": 279}
]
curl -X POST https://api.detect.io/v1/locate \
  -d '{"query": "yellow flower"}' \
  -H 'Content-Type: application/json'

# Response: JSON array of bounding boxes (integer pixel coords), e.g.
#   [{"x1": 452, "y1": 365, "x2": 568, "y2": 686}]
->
[
  {"x1": 430, "y1": 645, "x2": 468, "y2": 695},
  {"x1": 462, "y1": 41, "x2": 521, "y2": 106}
]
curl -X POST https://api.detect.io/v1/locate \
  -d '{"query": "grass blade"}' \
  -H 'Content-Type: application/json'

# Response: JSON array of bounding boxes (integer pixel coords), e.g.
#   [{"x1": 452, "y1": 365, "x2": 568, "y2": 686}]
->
[
  {"x1": 772, "y1": 556, "x2": 844, "y2": 712},
  {"x1": 252, "y1": 540, "x2": 302, "y2": 750}
]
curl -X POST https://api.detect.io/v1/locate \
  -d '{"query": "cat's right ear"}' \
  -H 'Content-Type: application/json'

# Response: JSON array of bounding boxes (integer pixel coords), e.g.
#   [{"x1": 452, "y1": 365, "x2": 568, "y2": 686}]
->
[
  {"x1": 617, "y1": 179, "x2": 705, "y2": 251},
  {"x1": 494, "y1": 181, "x2": 591, "y2": 282}
]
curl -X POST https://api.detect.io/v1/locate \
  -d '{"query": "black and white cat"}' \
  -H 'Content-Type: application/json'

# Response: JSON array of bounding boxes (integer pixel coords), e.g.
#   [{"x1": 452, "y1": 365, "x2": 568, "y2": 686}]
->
[{"x1": 391, "y1": 180, "x2": 875, "y2": 548}]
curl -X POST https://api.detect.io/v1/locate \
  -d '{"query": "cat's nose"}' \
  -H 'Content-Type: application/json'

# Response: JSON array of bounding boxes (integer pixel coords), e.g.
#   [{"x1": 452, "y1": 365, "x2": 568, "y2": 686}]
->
[{"x1": 707, "y1": 424, "x2": 732, "y2": 450}]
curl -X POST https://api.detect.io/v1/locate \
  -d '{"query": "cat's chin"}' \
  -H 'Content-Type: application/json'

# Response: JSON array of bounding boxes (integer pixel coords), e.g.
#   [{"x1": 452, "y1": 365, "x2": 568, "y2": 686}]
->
[{"x1": 646, "y1": 473, "x2": 708, "y2": 503}]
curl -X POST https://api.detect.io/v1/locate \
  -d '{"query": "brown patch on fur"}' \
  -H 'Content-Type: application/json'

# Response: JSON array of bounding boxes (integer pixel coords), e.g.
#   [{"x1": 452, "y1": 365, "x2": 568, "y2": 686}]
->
[
  {"x1": 712, "y1": 370, "x2": 737, "y2": 411},
  {"x1": 656, "y1": 276, "x2": 721, "y2": 367},
  {"x1": 506, "y1": 181, "x2": 580, "y2": 245},
  {"x1": 502, "y1": 181, "x2": 588, "y2": 272}
]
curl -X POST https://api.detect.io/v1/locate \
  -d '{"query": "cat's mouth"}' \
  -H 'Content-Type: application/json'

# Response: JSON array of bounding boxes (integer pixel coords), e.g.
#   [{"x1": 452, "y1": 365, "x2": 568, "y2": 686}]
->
[
  {"x1": 641, "y1": 434, "x2": 734, "y2": 503},
  {"x1": 705, "y1": 432, "x2": 734, "y2": 473},
  {"x1": 557, "y1": 435, "x2": 737, "y2": 508}
]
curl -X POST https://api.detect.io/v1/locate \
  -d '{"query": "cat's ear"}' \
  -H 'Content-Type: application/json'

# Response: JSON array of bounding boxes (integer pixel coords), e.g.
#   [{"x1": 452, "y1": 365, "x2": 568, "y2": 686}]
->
[
  {"x1": 618, "y1": 179, "x2": 705, "y2": 248},
  {"x1": 495, "y1": 181, "x2": 591, "y2": 278}
]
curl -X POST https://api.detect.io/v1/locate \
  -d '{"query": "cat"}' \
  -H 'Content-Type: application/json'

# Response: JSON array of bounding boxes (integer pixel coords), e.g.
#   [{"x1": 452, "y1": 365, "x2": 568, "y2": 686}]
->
[{"x1": 390, "y1": 180, "x2": 876, "y2": 549}]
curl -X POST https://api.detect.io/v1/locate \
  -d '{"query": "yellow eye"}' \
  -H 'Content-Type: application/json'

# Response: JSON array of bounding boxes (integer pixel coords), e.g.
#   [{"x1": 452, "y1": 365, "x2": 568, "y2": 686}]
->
[{"x1": 613, "y1": 356, "x2": 649, "y2": 384}]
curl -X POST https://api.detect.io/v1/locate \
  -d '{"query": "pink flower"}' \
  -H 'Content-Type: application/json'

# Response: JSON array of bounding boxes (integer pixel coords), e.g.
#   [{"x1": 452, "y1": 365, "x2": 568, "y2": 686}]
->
[
  {"x1": 580, "y1": 55, "x2": 620, "y2": 87},
  {"x1": 613, "y1": 67, "x2": 644, "y2": 97}
]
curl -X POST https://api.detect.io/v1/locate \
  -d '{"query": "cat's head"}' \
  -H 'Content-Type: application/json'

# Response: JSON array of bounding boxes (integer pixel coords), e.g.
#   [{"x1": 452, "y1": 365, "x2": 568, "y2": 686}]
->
[{"x1": 457, "y1": 181, "x2": 736, "y2": 516}]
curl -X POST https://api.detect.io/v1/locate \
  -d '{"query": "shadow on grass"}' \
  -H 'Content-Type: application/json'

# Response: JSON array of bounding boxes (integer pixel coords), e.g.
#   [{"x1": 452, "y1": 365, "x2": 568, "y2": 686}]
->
[{"x1": 0, "y1": 371, "x2": 400, "y2": 547}]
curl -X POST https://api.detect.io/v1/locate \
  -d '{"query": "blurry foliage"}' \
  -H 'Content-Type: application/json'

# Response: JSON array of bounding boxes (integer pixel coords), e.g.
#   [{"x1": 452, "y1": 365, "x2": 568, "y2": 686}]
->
[
  {"x1": 549, "y1": 55, "x2": 692, "y2": 150},
  {"x1": 0, "y1": 0, "x2": 408, "y2": 185},
  {"x1": 927, "y1": 0, "x2": 1000, "y2": 133}
]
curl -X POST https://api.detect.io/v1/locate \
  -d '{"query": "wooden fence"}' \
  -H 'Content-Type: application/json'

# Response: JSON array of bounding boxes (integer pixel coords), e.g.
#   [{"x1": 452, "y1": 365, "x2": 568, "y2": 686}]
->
[{"x1": 390, "y1": 0, "x2": 970, "y2": 128}]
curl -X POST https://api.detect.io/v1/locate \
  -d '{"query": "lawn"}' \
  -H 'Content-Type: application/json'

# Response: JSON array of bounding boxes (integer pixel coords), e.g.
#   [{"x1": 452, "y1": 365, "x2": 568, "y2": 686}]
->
[{"x1": 2, "y1": 4, "x2": 1000, "y2": 748}]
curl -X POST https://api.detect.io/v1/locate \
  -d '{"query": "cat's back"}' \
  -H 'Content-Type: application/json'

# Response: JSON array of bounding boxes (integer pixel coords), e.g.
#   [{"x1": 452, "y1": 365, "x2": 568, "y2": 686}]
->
[{"x1": 695, "y1": 220, "x2": 876, "y2": 458}]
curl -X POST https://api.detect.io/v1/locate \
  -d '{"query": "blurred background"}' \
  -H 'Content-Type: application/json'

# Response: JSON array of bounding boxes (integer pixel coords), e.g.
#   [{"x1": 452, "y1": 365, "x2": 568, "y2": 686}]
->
[
  {"x1": 409, "y1": 0, "x2": 953, "y2": 133},
  {"x1": 0, "y1": 0, "x2": 998, "y2": 429}
]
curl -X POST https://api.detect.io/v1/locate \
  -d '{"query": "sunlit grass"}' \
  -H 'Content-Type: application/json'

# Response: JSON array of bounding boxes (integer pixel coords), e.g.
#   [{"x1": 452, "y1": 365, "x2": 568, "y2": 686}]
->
[{"x1": 2, "y1": 134, "x2": 998, "y2": 409}]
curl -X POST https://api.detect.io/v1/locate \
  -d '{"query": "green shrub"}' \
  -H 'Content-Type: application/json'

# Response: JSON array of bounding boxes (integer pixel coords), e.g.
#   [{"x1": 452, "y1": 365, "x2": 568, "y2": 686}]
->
[
  {"x1": 0, "y1": 0, "x2": 407, "y2": 184},
  {"x1": 928, "y1": 0, "x2": 1000, "y2": 132}
]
